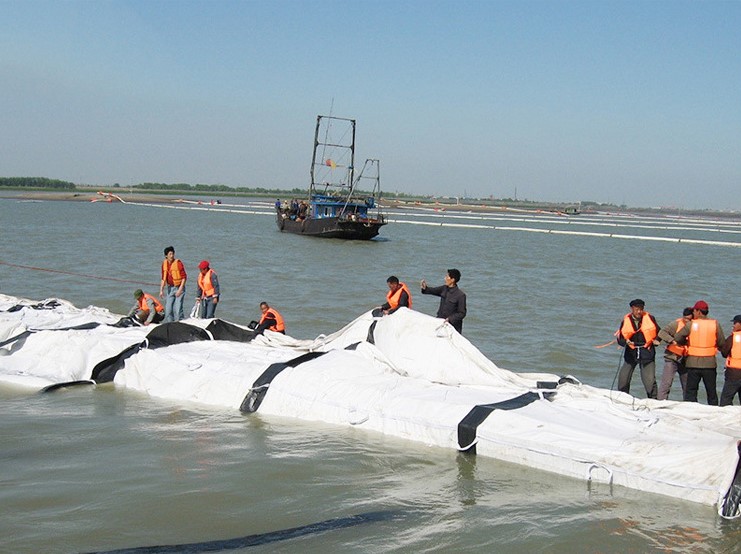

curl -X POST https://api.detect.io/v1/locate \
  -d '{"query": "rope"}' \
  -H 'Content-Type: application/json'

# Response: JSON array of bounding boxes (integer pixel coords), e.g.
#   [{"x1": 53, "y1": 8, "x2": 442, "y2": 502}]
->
[{"x1": 0, "y1": 260, "x2": 158, "y2": 286}]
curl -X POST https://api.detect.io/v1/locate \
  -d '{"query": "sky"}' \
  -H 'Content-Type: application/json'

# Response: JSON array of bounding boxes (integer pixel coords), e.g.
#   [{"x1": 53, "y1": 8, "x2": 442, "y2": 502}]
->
[{"x1": 1, "y1": 0, "x2": 740, "y2": 210}]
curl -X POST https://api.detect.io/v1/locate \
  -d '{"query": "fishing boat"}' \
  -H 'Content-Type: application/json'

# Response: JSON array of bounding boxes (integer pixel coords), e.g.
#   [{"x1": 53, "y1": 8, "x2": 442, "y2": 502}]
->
[
  {"x1": 276, "y1": 115, "x2": 386, "y2": 240},
  {"x1": 1, "y1": 294, "x2": 740, "y2": 518}
]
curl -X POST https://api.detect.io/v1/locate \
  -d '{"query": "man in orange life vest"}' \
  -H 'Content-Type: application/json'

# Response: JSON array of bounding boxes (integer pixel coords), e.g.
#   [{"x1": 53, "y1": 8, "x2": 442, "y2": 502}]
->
[
  {"x1": 656, "y1": 307, "x2": 693, "y2": 400},
  {"x1": 373, "y1": 276, "x2": 412, "y2": 317},
  {"x1": 159, "y1": 246, "x2": 187, "y2": 322},
  {"x1": 718, "y1": 314, "x2": 741, "y2": 406},
  {"x1": 128, "y1": 289, "x2": 165, "y2": 325},
  {"x1": 195, "y1": 260, "x2": 220, "y2": 318},
  {"x1": 615, "y1": 299, "x2": 660, "y2": 398},
  {"x1": 254, "y1": 302, "x2": 285, "y2": 335},
  {"x1": 672, "y1": 300, "x2": 725, "y2": 405}
]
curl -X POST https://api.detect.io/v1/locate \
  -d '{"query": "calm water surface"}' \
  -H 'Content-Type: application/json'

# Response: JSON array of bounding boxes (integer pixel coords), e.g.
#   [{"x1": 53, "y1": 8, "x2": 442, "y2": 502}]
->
[{"x1": 1, "y1": 196, "x2": 740, "y2": 553}]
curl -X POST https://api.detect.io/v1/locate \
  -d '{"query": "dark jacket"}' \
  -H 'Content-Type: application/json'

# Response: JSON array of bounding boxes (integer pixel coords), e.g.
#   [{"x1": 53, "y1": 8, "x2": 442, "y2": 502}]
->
[{"x1": 421, "y1": 284, "x2": 466, "y2": 334}]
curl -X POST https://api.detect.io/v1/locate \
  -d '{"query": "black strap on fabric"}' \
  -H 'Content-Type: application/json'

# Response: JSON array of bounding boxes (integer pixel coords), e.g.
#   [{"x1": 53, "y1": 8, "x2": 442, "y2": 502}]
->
[
  {"x1": 206, "y1": 319, "x2": 256, "y2": 342},
  {"x1": 721, "y1": 443, "x2": 741, "y2": 518},
  {"x1": 366, "y1": 321, "x2": 378, "y2": 344},
  {"x1": 90, "y1": 342, "x2": 146, "y2": 383},
  {"x1": 457, "y1": 391, "x2": 555, "y2": 454},
  {"x1": 240, "y1": 351, "x2": 326, "y2": 413},
  {"x1": 40, "y1": 380, "x2": 96, "y2": 393},
  {"x1": 0, "y1": 329, "x2": 32, "y2": 348},
  {"x1": 145, "y1": 322, "x2": 212, "y2": 349}
]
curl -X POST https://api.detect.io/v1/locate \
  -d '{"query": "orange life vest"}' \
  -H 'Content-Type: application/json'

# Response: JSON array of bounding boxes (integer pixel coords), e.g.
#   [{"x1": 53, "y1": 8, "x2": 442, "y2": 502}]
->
[
  {"x1": 138, "y1": 293, "x2": 164, "y2": 315},
  {"x1": 726, "y1": 331, "x2": 741, "y2": 369},
  {"x1": 386, "y1": 282, "x2": 412, "y2": 310},
  {"x1": 259, "y1": 308, "x2": 285, "y2": 332},
  {"x1": 197, "y1": 269, "x2": 216, "y2": 297},
  {"x1": 666, "y1": 318, "x2": 689, "y2": 357},
  {"x1": 161, "y1": 259, "x2": 185, "y2": 286},
  {"x1": 620, "y1": 312, "x2": 657, "y2": 348},
  {"x1": 687, "y1": 318, "x2": 718, "y2": 357}
]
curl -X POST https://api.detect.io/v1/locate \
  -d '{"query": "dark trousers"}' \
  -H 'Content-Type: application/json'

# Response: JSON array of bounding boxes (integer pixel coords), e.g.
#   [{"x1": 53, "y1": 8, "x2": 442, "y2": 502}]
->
[
  {"x1": 684, "y1": 368, "x2": 718, "y2": 405},
  {"x1": 719, "y1": 376, "x2": 741, "y2": 406}
]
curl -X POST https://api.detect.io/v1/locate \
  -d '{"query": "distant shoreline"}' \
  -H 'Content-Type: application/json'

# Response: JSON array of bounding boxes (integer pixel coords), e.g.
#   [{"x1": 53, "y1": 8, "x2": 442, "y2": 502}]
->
[{"x1": 3, "y1": 188, "x2": 741, "y2": 221}]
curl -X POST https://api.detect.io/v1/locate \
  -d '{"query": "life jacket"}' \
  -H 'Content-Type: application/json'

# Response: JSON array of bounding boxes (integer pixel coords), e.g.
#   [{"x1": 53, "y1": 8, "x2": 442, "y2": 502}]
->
[
  {"x1": 386, "y1": 282, "x2": 412, "y2": 310},
  {"x1": 138, "y1": 293, "x2": 164, "y2": 315},
  {"x1": 162, "y1": 258, "x2": 185, "y2": 286},
  {"x1": 259, "y1": 308, "x2": 285, "y2": 333},
  {"x1": 726, "y1": 331, "x2": 741, "y2": 369},
  {"x1": 666, "y1": 318, "x2": 689, "y2": 357},
  {"x1": 620, "y1": 312, "x2": 657, "y2": 348},
  {"x1": 197, "y1": 269, "x2": 216, "y2": 297},
  {"x1": 687, "y1": 318, "x2": 718, "y2": 357}
]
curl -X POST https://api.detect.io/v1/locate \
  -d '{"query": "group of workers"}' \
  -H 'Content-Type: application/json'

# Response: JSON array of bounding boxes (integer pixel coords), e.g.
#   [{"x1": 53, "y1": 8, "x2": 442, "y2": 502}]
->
[
  {"x1": 616, "y1": 298, "x2": 741, "y2": 406},
  {"x1": 128, "y1": 245, "x2": 283, "y2": 335},
  {"x1": 128, "y1": 258, "x2": 739, "y2": 407}
]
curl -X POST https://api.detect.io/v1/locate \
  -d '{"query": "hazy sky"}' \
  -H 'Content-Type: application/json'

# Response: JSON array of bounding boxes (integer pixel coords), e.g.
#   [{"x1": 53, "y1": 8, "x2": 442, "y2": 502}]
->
[{"x1": 2, "y1": 0, "x2": 740, "y2": 209}]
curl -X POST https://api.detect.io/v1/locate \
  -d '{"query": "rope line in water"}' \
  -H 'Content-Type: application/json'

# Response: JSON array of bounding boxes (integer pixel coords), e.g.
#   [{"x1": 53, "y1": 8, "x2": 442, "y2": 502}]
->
[{"x1": 0, "y1": 260, "x2": 159, "y2": 286}]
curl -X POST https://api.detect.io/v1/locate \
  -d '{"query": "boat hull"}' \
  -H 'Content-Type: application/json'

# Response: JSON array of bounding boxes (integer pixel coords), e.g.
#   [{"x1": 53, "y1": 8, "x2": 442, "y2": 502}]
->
[{"x1": 276, "y1": 214, "x2": 385, "y2": 240}]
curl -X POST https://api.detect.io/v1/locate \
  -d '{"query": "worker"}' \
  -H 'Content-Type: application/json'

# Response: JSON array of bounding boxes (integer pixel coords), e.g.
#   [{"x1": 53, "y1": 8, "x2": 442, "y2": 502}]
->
[
  {"x1": 374, "y1": 275, "x2": 412, "y2": 316},
  {"x1": 128, "y1": 289, "x2": 165, "y2": 326},
  {"x1": 656, "y1": 307, "x2": 693, "y2": 400},
  {"x1": 615, "y1": 298, "x2": 659, "y2": 398},
  {"x1": 254, "y1": 302, "x2": 285, "y2": 335},
  {"x1": 673, "y1": 300, "x2": 725, "y2": 405},
  {"x1": 195, "y1": 260, "x2": 220, "y2": 318}
]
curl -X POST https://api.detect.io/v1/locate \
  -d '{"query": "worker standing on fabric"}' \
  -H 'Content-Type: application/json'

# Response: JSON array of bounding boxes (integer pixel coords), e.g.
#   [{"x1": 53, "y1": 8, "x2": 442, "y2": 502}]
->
[
  {"x1": 615, "y1": 299, "x2": 660, "y2": 398},
  {"x1": 195, "y1": 260, "x2": 220, "y2": 318},
  {"x1": 656, "y1": 307, "x2": 693, "y2": 400},
  {"x1": 673, "y1": 300, "x2": 725, "y2": 405},
  {"x1": 159, "y1": 245, "x2": 187, "y2": 322},
  {"x1": 255, "y1": 302, "x2": 285, "y2": 335},
  {"x1": 719, "y1": 315, "x2": 741, "y2": 406},
  {"x1": 374, "y1": 276, "x2": 412, "y2": 316},
  {"x1": 128, "y1": 289, "x2": 165, "y2": 326},
  {"x1": 420, "y1": 268, "x2": 466, "y2": 334}
]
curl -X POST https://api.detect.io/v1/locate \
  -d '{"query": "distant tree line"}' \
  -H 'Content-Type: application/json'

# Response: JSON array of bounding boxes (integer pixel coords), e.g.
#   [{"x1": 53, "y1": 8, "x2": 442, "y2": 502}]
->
[
  {"x1": 0, "y1": 177, "x2": 76, "y2": 190},
  {"x1": 133, "y1": 182, "x2": 307, "y2": 195}
]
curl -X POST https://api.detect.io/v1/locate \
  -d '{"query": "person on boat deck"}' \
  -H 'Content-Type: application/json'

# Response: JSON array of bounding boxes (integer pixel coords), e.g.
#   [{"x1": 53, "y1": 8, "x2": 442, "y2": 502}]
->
[
  {"x1": 195, "y1": 260, "x2": 220, "y2": 319},
  {"x1": 656, "y1": 307, "x2": 693, "y2": 400},
  {"x1": 420, "y1": 268, "x2": 467, "y2": 334},
  {"x1": 615, "y1": 299, "x2": 660, "y2": 398},
  {"x1": 159, "y1": 245, "x2": 187, "y2": 322},
  {"x1": 673, "y1": 300, "x2": 725, "y2": 405},
  {"x1": 719, "y1": 315, "x2": 741, "y2": 406},
  {"x1": 373, "y1": 276, "x2": 413, "y2": 317},
  {"x1": 128, "y1": 289, "x2": 165, "y2": 326},
  {"x1": 298, "y1": 201, "x2": 308, "y2": 220},
  {"x1": 255, "y1": 302, "x2": 285, "y2": 335}
]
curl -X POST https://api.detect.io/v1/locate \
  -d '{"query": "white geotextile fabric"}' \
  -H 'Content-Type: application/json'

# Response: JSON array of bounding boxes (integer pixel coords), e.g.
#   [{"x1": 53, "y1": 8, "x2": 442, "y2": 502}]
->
[{"x1": 0, "y1": 295, "x2": 739, "y2": 516}]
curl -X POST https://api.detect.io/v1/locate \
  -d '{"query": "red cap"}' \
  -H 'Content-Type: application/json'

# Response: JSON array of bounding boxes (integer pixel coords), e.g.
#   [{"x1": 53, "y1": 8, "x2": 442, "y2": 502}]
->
[
  {"x1": 198, "y1": 260, "x2": 209, "y2": 270},
  {"x1": 692, "y1": 300, "x2": 708, "y2": 311}
]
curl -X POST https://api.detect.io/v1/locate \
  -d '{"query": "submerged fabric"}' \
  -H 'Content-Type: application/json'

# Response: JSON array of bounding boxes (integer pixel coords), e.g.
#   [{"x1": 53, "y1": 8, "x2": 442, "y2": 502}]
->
[{"x1": 0, "y1": 296, "x2": 739, "y2": 517}]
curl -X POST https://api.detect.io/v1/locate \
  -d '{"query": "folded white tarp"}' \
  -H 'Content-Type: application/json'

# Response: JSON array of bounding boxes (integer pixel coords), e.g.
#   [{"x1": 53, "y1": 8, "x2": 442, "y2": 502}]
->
[{"x1": 1, "y1": 294, "x2": 739, "y2": 518}]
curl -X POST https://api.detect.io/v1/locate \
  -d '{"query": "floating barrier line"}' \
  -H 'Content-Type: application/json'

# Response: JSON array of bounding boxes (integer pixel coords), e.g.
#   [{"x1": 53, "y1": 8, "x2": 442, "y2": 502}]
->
[
  {"x1": 388, "y1": 219, "x2": 741, "y2": 248},
  {"x1": 0, "y1": 260, "x2": 159, "y2": 286},
  {"x1": 384, "y1": 210, "x2": 741, "y2": 235},
  {"x1": 83, "y1": 201, "x2": 741, "y2": 249}
]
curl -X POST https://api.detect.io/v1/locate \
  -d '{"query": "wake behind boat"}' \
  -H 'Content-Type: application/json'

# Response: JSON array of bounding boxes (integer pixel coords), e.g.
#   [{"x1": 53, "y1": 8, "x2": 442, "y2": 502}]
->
[
  {"x1": 275, "y1": 115, "x2": 387, "y2": 239},
  {"x1": 0, "y1": 294, "x2": 739, "y2": 518}
]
